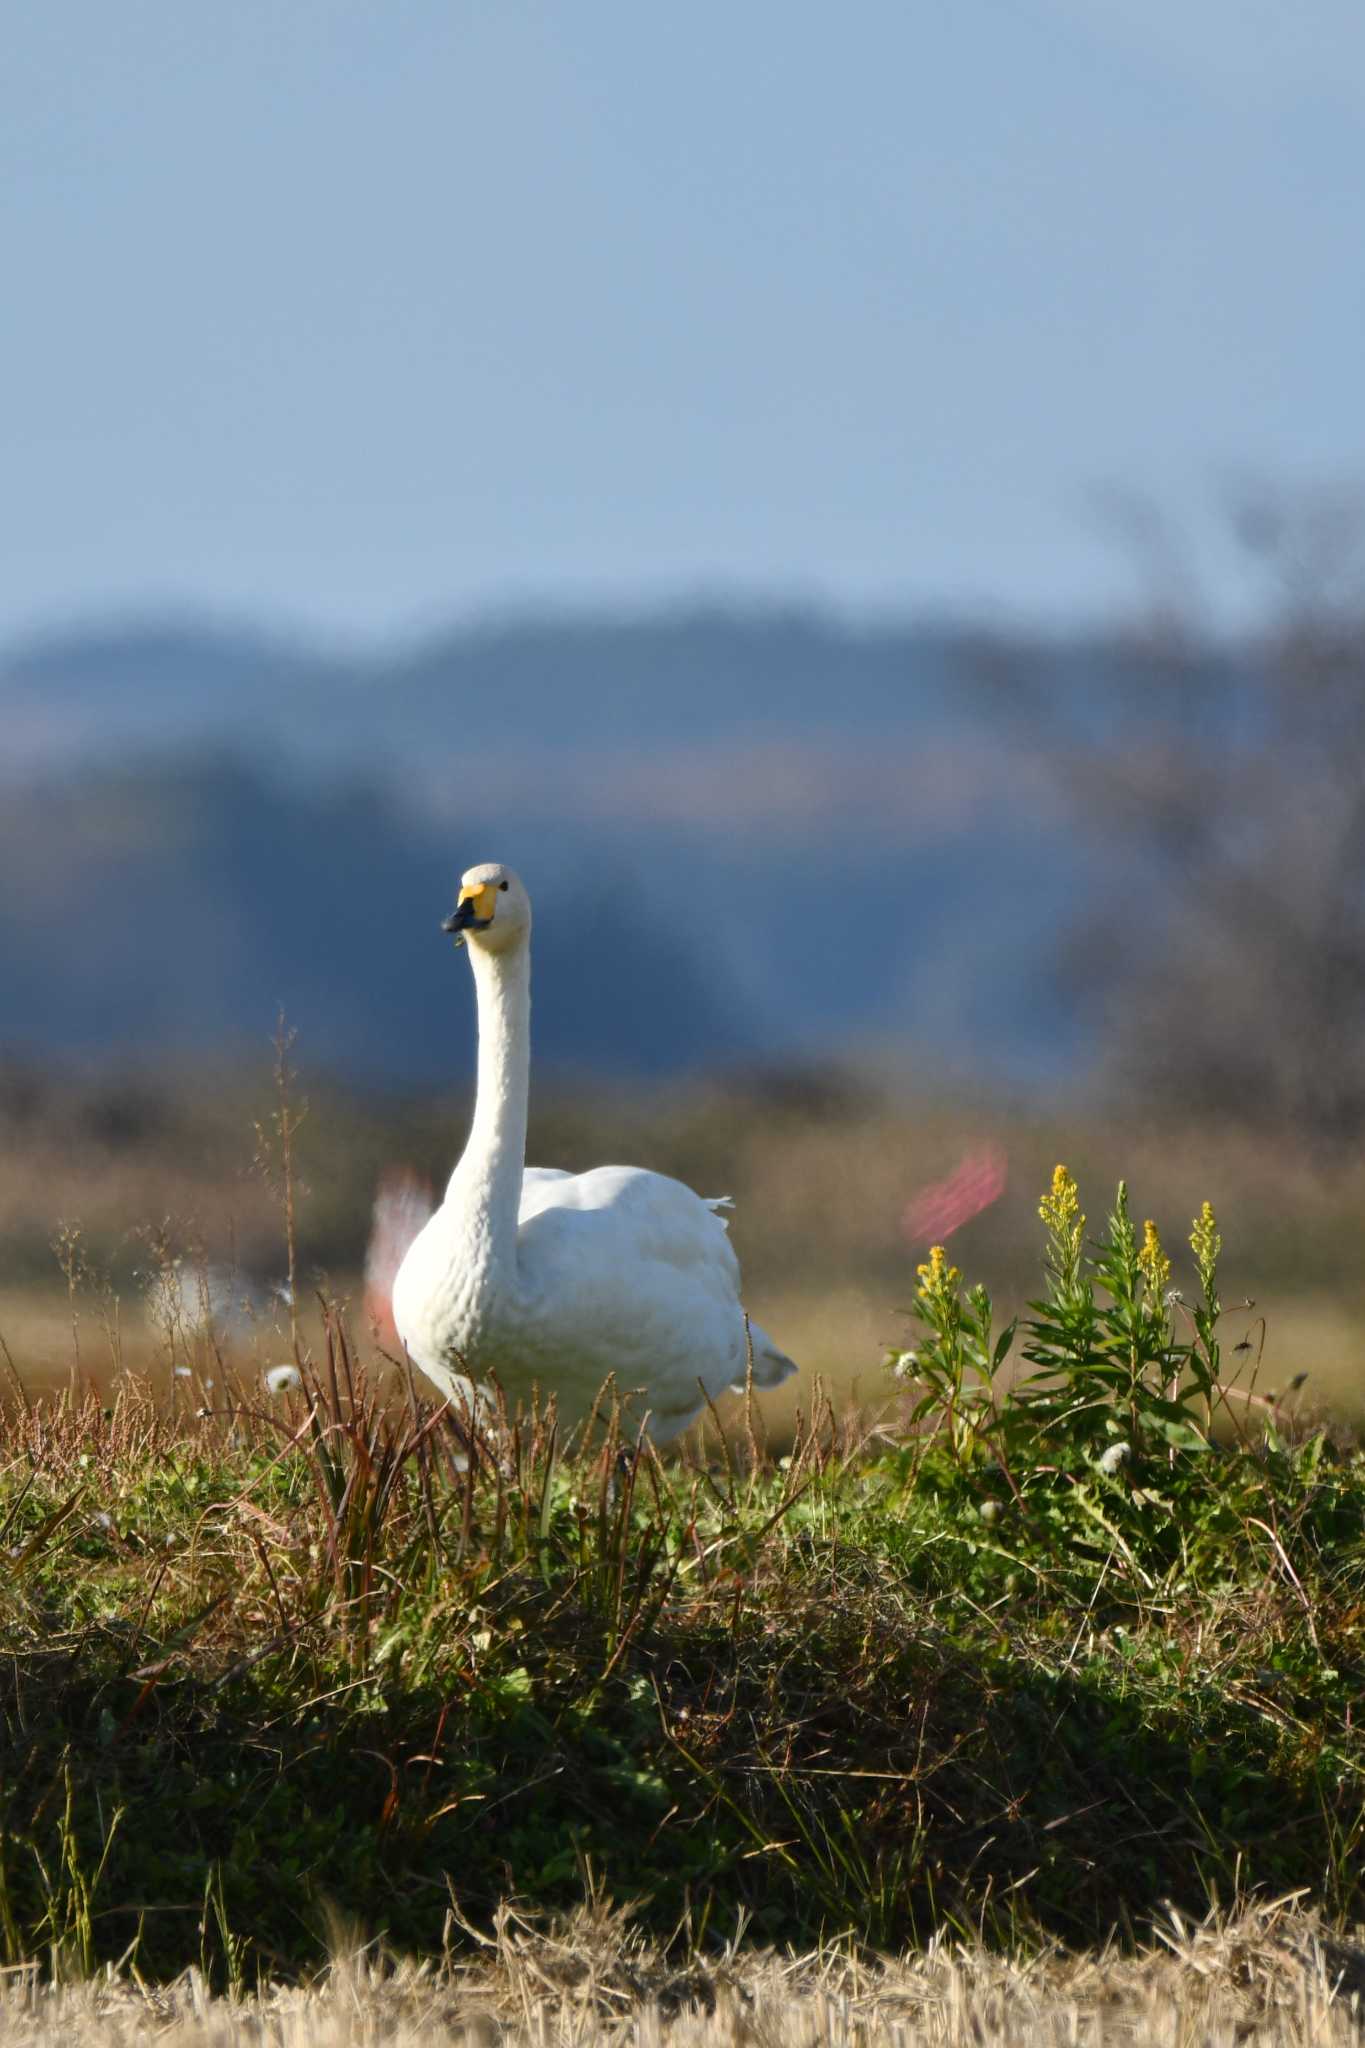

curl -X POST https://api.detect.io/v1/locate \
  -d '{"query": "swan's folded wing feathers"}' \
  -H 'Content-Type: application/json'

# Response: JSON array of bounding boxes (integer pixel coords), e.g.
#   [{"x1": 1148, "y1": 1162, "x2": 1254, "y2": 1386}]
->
[
  {"x1": 512, "y1": 1191, "x2": 746, "y2": 1424},
  {"x1": 518, "y1": 1165, "x2": 741, "y2": 1281}
]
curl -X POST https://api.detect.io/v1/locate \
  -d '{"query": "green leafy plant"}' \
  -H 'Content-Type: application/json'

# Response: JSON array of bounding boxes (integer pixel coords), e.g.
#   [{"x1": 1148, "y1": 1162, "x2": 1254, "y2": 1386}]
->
[{"x1": 886, "y1": 1165, "x2": 1342, "y2": 1599}]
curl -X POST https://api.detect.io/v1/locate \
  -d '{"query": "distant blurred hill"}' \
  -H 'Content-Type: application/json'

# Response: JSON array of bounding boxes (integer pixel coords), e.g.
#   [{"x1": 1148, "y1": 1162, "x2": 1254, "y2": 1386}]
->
[{"x1": 1, "y1": 610, "x2": 1130, "y2": 1083}]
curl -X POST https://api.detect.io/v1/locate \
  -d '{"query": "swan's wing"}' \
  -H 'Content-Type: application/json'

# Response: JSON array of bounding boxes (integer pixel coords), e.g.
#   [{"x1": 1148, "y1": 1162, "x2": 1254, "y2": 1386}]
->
[
  {"x1": 519, "y1": 1165, "x2": 742, "y2": 1281},
  {"x1": 518, "y1": 1166, "x2": 576, "y2": 1218},
  {"x1": 513, "y1": 1166, "x2": 794, "y2": 1438}
]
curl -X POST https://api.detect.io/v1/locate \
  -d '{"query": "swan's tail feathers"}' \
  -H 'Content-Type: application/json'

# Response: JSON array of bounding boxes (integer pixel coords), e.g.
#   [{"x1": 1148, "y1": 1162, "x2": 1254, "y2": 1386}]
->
[
  {"x1": 706, "y1": 1195, "x2": 735, "y2": 1230},
  {"x1": 735, "y1": 1317, "x2": 799, "y2": 1391},
  {"x1": 364, "y1": 1167, "x2": 434, "y2": 1348}
]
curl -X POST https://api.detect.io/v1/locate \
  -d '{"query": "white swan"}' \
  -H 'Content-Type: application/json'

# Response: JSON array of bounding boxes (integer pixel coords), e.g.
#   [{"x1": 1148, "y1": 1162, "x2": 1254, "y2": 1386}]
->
[{"x1": 391, "y1": 863, "x2": 798, "y2": 1442}]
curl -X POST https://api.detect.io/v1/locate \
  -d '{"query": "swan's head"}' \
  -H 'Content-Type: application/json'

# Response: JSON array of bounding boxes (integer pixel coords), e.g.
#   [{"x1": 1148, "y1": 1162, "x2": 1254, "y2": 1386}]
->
[{"x1": 441, "y1": 862, "x2": 531, "y2": 955}]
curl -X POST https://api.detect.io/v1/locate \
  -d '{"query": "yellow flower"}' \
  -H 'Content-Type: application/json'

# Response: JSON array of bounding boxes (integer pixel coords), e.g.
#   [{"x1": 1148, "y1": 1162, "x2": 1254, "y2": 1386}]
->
[
  {"x1": 1039, "y1": 1163, "x2": 1083, "y2": 1236},
  {"x1": 916, "y1": 1243, "x2": 961, "y2": 1301},
  {"x1": 1190, "y1": 1200, "x2": 1221, "y2": 1292},
  {"x1": 1039, "y1": 1163, "x2": 1086, "y2": 1286},
  {"x1": 1138, "y1": 1219, "x2": 1171, "y2": 1301}
]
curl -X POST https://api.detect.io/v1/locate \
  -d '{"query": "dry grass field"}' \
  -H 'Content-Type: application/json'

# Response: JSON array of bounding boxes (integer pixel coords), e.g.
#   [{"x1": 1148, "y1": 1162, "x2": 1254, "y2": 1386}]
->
[{"x1": 3, "y1": 1903, "x2": 1365, "y2": 2046}]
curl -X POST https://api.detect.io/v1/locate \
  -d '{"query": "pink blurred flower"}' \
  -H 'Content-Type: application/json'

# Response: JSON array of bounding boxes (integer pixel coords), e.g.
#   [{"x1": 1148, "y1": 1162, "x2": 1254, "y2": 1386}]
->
[
  {"x1": 902, "y1": 1143, "x2": 1008, "y2": 1246},
  {"x1": 364, "y1": 1167, "x2": 435, "y2": 1350}
]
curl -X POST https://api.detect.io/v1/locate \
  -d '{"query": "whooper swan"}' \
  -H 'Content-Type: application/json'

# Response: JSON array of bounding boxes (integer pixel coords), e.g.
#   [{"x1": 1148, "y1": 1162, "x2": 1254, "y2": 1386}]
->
[{"x1": 391, "y1": 864, "x2": 798, "y2": 1442}]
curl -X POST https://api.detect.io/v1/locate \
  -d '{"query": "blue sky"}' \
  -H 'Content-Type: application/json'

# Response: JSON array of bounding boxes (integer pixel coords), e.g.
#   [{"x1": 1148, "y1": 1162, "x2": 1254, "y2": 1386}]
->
[{"x1": 3, "y1": 1, "x2": 1363, "y2": 641}]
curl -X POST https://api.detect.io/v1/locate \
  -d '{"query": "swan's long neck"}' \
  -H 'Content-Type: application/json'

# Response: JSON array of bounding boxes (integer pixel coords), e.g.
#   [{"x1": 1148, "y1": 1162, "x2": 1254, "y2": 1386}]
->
[{"x1": 447, "y1": 938, "x2": 531, "y2": 1292}]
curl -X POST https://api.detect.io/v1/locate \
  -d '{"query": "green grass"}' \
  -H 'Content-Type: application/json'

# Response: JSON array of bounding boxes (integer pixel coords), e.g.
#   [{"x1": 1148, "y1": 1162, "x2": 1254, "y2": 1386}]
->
[{"x1": 2, "y1": 1172, "x2": 1365, "y2": 1987}]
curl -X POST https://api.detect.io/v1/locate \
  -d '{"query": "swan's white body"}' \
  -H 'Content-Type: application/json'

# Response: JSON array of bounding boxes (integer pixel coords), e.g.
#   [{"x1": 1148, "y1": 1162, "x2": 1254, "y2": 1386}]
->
[{"x1": 391, "y1": 864, "x2": 798, "y2": 1442}]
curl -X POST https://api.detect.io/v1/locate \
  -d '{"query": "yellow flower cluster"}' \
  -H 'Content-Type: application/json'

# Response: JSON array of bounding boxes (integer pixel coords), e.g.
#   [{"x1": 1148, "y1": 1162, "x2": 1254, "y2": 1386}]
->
[
  {"x1": 1138, "y1": 1218, "x2": 1171, "y2": 1300},
  {"x1": 1039, "y1": 1163, "x2": 1084, "y2": 1243},
  {"x1": 916, "y1": 1242, "x2": 961, "y2": 1304},
  {"x1": 1190, "y1": 1199, "x2": 1221, "y2": 1290}
]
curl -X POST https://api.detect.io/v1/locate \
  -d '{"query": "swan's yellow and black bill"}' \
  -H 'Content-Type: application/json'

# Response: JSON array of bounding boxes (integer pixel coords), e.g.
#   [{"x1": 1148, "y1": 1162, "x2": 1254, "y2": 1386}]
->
[{"x1": 441, "y1": 881, "x2": 498, "y2": 944}]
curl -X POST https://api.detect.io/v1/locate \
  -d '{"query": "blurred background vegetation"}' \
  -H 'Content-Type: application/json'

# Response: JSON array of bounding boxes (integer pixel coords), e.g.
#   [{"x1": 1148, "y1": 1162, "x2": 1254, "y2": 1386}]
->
[{"x1": 5, "y1": 491, "x2": 1365, "y2": 1421}]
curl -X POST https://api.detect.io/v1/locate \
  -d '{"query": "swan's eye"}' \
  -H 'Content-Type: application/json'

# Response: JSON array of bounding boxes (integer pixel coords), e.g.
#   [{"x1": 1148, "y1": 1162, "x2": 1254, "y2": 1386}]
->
[{"x1": 499, "y1": 880, "x2": 509, "y2": 892}]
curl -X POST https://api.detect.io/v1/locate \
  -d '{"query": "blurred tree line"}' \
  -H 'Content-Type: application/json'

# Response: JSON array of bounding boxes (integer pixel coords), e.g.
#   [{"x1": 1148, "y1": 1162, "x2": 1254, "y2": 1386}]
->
[{"x1": 976, "y1": 484, "x2": 1365, "y2": 1148}]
